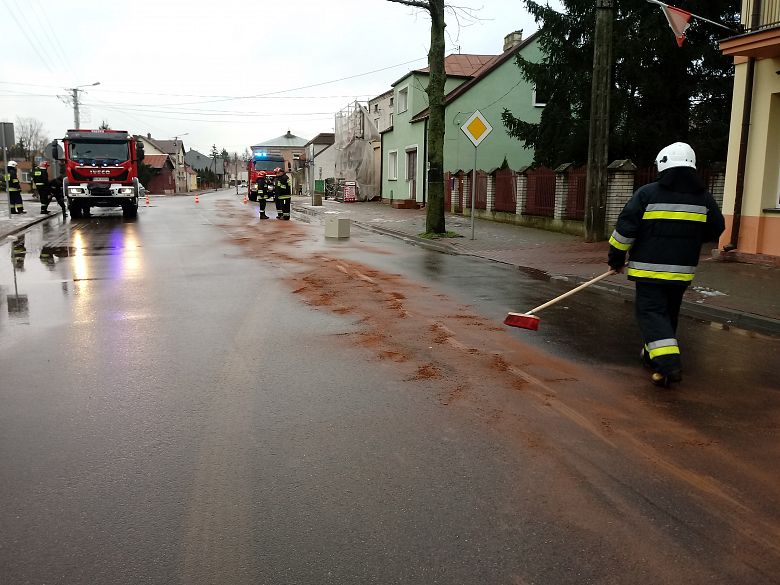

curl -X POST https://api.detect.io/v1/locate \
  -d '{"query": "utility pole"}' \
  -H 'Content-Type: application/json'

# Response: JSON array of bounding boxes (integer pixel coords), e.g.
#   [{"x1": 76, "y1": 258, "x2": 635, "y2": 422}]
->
[
  {"x1": 72, "y1": 88, "x2": 80, "y2": 128},
  {"x1": 584, "y1": 0, "x2": 614, "y2": 242},
  {"x1": 68, "y1": 82, "x2": 100, "y2": 128},
  {"x1": 234, "y1": 153, "x2": 239, "y2": 196}
]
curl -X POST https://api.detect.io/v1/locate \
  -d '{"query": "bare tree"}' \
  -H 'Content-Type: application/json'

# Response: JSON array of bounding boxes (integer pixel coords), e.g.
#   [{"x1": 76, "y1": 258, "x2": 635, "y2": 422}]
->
[
  {"x1": 387, "y1": 0, "x2": 447, "y2": 234},
  {"x1": 15, "y1": 116, "x2": 49, "y2": 161},
  {"x1": 386, "y1": 1, "x2": 480, "y2": 234}
]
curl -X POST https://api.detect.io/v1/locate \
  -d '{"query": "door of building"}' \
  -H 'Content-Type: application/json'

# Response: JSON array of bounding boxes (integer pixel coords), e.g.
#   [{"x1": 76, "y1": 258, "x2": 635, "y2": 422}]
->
[{"x1": 406, "y1": 149, "x2": 417, "y2": 200}]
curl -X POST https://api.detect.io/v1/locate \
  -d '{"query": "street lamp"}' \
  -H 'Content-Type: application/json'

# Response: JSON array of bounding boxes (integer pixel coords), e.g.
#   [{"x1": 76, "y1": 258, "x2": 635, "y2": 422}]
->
[{"x1": 68, "y1": 82, "x2": 100, "y2": 128}]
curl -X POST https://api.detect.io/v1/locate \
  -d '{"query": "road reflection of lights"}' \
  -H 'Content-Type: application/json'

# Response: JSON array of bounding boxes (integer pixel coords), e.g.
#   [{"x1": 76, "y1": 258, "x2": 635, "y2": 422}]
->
[
  {"x1": 72, "y1": 230, "x2": 89, "y2": 282},
  {"x1": 123, "y1": 227, "x2": 143, "y2": 276}
]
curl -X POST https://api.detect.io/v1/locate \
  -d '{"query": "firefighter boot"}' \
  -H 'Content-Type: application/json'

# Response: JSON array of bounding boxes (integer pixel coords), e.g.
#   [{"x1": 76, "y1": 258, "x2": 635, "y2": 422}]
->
[
  {"x1": 640, "y1": 347, "x2": 652, "y2": 369},
  {"x1": 651, "y1": 369, "x2": 683, "y2": 388},
  {"x1": 259, "y1": 212, "x2": 268, "y2": 219},
  {"x1": 41, "y1": 206, "x2": 49, "y2": 214}
]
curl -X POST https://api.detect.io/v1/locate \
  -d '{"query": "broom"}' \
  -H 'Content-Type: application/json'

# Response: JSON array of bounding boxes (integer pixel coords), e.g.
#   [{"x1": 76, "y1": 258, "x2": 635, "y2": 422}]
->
[{"x1": 504, "y1": 269, "x2": 618, "y2": 330}]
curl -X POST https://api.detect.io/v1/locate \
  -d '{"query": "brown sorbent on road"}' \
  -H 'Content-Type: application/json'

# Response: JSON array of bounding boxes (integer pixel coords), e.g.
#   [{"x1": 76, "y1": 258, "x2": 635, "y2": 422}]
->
[{"x1": 215, "y1": 201, "x2": 780, "y2": 576}]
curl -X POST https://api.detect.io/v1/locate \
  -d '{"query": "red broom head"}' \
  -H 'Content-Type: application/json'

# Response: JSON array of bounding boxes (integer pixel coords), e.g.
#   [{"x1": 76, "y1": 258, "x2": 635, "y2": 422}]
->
[{"x1": 504, "y1": 312, "x2": 540, "y2": 330}]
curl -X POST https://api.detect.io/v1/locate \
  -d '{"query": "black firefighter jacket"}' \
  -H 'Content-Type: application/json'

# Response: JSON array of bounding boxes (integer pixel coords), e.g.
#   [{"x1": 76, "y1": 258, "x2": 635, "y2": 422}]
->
[{"x1": 608, "y1": 167, "x2": 725, "y2": 286}]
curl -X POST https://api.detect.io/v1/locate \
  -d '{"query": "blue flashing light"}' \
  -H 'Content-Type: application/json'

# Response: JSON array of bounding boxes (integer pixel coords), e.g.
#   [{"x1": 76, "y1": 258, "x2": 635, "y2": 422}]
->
[{"x1": 253, "y1": 150, "x2": 267, "y2": 159}]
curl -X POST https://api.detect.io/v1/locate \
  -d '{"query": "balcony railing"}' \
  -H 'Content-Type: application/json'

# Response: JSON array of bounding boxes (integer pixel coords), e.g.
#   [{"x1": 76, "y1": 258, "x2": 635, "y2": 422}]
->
[{"x1": 741, "y1": 0, "x2": 780, "y2": 30}]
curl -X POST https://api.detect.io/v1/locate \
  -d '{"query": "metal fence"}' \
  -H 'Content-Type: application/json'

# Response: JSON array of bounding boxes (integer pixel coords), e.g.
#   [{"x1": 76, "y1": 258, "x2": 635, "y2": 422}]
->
[
  {"x1": 494, "y1": 168, "x2": 516, "y2": 213},
  {"x1": 525, "y1": 167, "x2": 556, "y2": 217}
]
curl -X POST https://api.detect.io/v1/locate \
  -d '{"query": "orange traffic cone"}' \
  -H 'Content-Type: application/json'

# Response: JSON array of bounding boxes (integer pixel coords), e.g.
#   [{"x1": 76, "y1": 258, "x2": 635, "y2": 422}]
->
[
  {"x1": 145, "y1": 195, "x2": 150, "y2": 206},
  {"x1": 243, "y1": 194, "x2": 248, "y2": 205},
  {"x1": 194, "y1": 194, "x2": 200, "y2": 204}
]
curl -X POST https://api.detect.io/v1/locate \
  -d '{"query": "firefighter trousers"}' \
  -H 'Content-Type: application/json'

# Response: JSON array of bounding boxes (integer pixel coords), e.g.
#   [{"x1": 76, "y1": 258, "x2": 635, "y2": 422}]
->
[
  {"x1": 40, "y1": 188, "x2": 65, "y2": 212},
  {"x1": 276, "y1": 195, "x2": 291, "y2": 219},
  {"x1": 258, "y1": 194, "x2": 276, "y2": 215},
  {"x1": 9, "y1": 189, "x2": 24, "y2": 213},
  {"x1": 635, "y1": 282, "x2": 686, "y2": 376}
]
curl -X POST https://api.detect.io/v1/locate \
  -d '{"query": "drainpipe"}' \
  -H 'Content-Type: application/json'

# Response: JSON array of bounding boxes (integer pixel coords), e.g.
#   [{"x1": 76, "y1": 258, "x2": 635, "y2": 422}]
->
[
  {"x1": 379, "y1": 131, "x2": 384, "y2": 202},
  {"x1": 724, "y1": 0, "x2": 762, "y2": 252},
  {"x1": 422, "y1": 118, "x2": 428, "y2": 207}
]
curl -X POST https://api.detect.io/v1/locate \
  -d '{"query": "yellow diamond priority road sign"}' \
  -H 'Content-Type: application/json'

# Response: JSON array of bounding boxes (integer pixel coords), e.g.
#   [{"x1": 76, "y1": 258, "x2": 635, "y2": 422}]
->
[{"x1": 461, "y1": 110, "x2": 493, "y2": 147}]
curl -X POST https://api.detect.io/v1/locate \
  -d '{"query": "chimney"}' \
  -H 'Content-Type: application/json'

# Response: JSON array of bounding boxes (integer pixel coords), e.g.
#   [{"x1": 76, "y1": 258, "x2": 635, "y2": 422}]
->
[
  {"x1": 147, "y1": 132, "x2": 151, "y2": 139},
  {"x1": 285, "y1": 130, "x2": 292, "y2": 138},
  {"x1": 503, "y1": 30, "x2": 523, "y2": 52}
]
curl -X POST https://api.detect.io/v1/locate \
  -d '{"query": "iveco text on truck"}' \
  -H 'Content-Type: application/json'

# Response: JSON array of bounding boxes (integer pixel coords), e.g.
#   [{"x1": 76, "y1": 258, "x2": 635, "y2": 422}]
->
[{"x1": 61, "y1": 129, "x2": 145, "y2": 218}]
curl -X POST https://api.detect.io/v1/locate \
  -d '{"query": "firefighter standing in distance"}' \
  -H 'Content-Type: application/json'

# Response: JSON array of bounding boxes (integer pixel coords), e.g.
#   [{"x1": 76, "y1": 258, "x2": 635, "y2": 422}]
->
[
  {"x1": 256, "y1": 171, "x2": 273, "y2": 219},
  {"x1": 32, "y1": 161, "x2": 48, "y2": 201},
  {"x1": 608, "y1": 142, "x2": 725, "y2": 388},
  {"x1": 6, "y1": 161, "x2": 26, "y2": 214},
  {"x1": 35, "y1": 161, "x2": 57, "y2": 215},
  {"x1": 274, "y1": 167, "x2": 291, "y2": 220}
]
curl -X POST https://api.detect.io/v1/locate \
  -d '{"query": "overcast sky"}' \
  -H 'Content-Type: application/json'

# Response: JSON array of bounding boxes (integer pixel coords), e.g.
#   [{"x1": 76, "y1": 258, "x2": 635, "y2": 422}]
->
[{"x1": 1, "y1": 0, "x2": 547, "y2": 155}]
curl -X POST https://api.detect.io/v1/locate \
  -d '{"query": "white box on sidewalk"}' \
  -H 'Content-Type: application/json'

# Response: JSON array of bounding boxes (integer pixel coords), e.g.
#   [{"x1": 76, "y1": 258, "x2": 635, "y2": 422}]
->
[{"x1": 325, "y1": 217, "x2": 350, "y2": 239}]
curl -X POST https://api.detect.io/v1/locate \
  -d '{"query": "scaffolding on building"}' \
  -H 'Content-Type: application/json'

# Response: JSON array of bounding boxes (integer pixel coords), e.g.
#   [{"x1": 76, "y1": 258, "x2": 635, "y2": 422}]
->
[{"x1": 333, "y1": 101, "x2": 380, "y2": 201}]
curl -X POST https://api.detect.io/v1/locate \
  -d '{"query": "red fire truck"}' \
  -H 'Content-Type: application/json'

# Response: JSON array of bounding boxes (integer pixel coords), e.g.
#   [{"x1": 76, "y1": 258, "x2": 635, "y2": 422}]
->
[
  {"x1": 60, "y1": 129, "x2": 145, "y2": 218},
  {"x1": 247, "y1": 148, "x2": 286, "y2": 201}
]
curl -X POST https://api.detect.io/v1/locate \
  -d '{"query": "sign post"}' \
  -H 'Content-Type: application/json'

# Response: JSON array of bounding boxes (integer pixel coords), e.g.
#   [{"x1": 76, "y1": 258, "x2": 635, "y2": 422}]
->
[
  {"x1": 1, "y1": 122, "x2": 15, "y2": 215},
  {"x1": 460, "y1": 110, "x2": 492, "y2": 240}
]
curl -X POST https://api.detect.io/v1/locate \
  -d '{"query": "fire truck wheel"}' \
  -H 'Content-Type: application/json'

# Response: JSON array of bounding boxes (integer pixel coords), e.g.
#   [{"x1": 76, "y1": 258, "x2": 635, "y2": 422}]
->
[
  {"x1": 122, "y1": 203, "x2": 138, "y2": 219},
  {"x1": 70, "y1": 204, "x2": 83, "y2": 219}
]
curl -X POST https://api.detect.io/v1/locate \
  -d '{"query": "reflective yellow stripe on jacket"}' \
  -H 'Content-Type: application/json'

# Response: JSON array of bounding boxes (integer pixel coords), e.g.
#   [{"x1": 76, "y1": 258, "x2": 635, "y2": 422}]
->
[
  {"x1": 627, "y1": 261, "x2": 696, "y2": 282},
  {"x1": 642, "y1": 203, "x2": 708, "y2": 223},
  {"x1": 609, "y1": 229, "x2": 635, "y2": 251}
]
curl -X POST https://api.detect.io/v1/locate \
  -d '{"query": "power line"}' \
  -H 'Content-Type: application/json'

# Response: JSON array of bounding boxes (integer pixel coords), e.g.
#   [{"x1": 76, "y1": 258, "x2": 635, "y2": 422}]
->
[
  {"x1": 85, "y1": 56, "x2": 428, "y2": 107},
  {"x1": 1, "y1": 0, "x2": 56, "y2": 74},
  {"x1": 80, "y1": 101, "x2": 344, "y2": 117},
  {"x1": 89, "y1": 103, "x2": 336, "y2": 125},
  {"x1": 0, "y1": 52, "x2": 425, "y2": 108},
  {"x1": 29, "y1": 0, "x2": 74, "y2": 76}
]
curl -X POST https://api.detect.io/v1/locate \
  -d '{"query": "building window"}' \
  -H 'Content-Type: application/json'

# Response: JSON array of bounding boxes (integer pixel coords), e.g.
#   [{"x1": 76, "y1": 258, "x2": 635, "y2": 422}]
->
[
  {"x1": 532, "y1": 85, "x2": 548, "y2": 107},
  {"x1": 20, "y1": 171, "x2": 31, "y2": 183},
  {"x1": 388, "y1": 150, "x2": 398, "y2": 180},
  {"x1": 389, "y1": 113, "x2": 394, "y2": 127},
  {"x1": 373, "y1": 104, "x2": 379, "y2": 113},
  {"x1": 397, "y1": 87, "x2": 408, "y2": 113}
]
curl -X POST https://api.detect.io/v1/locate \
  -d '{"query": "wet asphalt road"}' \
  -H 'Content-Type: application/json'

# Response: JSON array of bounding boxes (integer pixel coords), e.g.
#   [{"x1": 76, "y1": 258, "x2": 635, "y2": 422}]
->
[{"x1": 1, "y1": 191, "x2": 778, "y2": 584}]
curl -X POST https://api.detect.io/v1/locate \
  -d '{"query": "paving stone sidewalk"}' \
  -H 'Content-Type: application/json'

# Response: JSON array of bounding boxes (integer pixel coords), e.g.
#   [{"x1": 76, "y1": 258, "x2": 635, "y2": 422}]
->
[{"x1": 293, "y1": 196, "x2": 780, "y2": 336}]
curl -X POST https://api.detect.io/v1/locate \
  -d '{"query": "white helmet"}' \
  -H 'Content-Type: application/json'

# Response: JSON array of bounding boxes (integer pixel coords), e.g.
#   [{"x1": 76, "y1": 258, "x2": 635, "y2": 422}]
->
[
  {"x1": 655, "y1": 142, "x2": 696, "y2": 172},
  {"x1": 7, "y1": 160, "x2": 18, "y2": 168}
]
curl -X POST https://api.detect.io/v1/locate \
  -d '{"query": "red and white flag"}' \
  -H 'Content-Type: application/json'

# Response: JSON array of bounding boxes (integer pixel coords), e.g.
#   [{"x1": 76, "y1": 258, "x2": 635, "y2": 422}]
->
[{"x1": 660, "y1": 3, "x2": 692, "y2": 46}]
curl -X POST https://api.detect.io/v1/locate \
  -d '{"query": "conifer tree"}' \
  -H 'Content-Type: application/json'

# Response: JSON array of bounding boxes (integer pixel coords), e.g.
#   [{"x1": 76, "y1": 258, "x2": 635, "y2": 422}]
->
[{"x1": 502, "y1": 0, "x2": 739, "y2": 167}]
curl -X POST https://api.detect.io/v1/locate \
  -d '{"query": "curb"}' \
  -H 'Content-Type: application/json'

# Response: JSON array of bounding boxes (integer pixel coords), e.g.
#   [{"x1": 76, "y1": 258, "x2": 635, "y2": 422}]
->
[
  {"x1": 0, "y1": 211, "x2": 60, "y2": 241},
  {"x1": 297, "y1": 202, "x2": 780, "y2": 337},
  {"x1": 565, "y1": 276, "x2": 780, "y2": 337}
]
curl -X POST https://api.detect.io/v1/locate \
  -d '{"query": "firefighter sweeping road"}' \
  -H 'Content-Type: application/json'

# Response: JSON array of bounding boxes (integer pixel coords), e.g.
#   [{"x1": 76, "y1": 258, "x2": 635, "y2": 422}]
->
[{"x1": 1, "y1": 191, "x2": 779, "y2": 584}]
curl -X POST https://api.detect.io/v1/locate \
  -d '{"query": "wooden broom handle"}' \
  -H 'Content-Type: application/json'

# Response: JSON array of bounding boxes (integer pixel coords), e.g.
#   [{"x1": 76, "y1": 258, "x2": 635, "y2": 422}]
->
[{"x1": 527, "y1": 270, "x2": 617, "y2": 315}]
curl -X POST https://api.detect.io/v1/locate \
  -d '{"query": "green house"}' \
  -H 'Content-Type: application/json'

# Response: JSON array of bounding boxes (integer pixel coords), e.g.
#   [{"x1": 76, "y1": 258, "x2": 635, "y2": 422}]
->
[{"x1": 380, "y1": 31, "x2": 543, "y2": 205}]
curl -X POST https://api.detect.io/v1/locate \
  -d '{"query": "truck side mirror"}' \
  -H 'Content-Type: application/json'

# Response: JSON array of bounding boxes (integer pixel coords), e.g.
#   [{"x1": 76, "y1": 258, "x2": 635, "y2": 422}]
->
[
  {"x1": 51, "y1": 143, "x2": 59, "y2": 161},
  {"x1": 136, "y1": 143, "x2": 145, "y2": 163}
]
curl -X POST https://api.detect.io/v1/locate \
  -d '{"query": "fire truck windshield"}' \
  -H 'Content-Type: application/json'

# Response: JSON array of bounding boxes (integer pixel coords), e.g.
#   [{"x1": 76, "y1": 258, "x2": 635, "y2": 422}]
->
[
  {"x1": 253, "y1": 159, "x2": 284, "y2": 172},
  {"x1": 69, "y1": 141, "x2": 129, "y2": 164}
]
